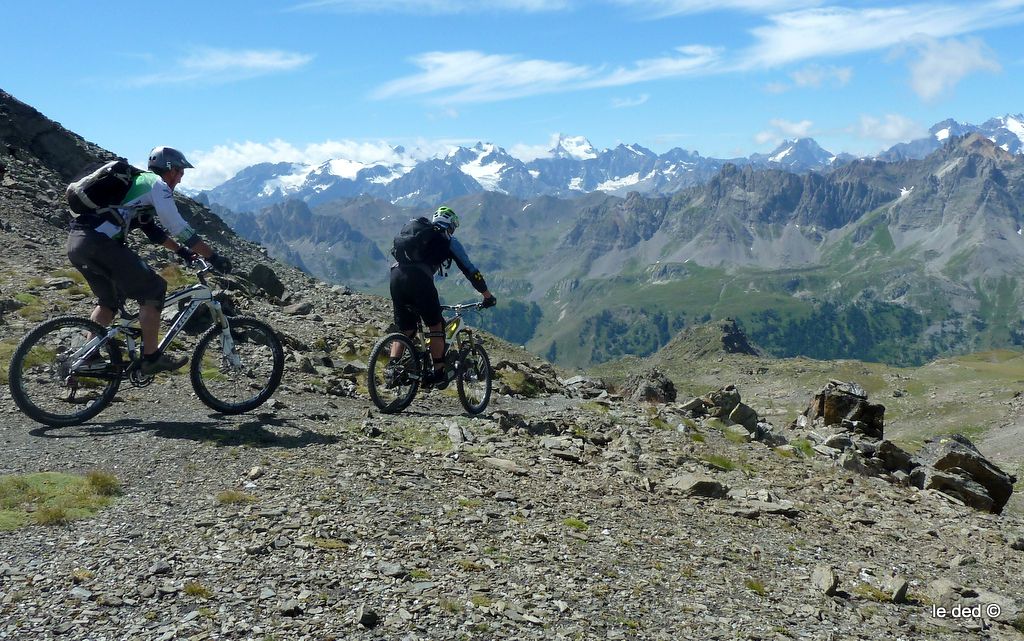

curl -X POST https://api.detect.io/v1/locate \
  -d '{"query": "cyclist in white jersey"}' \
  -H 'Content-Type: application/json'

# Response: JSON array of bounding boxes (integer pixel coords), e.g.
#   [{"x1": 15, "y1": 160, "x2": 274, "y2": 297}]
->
[{"x1": 67, "y1": 146, "x2": 232, "y2": 375}]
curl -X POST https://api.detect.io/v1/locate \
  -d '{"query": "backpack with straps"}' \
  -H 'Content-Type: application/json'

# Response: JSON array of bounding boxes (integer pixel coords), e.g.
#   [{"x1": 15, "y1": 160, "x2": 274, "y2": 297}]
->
[
  {"x1": 65, "y1": 160, "x2": 142, "y2": 220},
  {"x1": 392, "y1": 217, "x2": 451, "y2": 267}
]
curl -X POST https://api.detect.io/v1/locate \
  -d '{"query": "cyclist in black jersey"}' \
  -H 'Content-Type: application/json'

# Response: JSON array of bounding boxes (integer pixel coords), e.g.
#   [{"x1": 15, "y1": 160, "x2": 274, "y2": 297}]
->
[{"x1": 389, "y1": 206, "x2": 495, "y2": 387}]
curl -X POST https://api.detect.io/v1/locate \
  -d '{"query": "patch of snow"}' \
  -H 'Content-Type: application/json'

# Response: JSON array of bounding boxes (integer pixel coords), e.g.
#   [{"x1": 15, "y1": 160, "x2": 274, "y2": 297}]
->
[
  {"x1": 552, "y1": 135, "x2": 598, "y2": 160},
  {"x1": 460, "y1": 147, "x2": 505, "y2": 191},
  {"x1": 595, "y1": 172, "x2": 641, "y2": 191},
  {"x1": 899, "y1": 185, "x2": 915, "y2": 199},
  {"x1": 1005, "y1": 116, "x2": 1024, "y2": 143},
  {"x1": 367, "y1": 166, "x2": 410, "y2": 185},
  {"x1": 935, "y1": 127, "x2": 951, "y2": 141},
  {"x1": 568, "y1": 176, "x2": 584, "y2": 191},
  {"x1": 328, "y1": 158, "x2": 366, "y2": 180},
  {"x1": 259, "y1": 166, "x2": 313, "y2": 197},
  {"x1": 770, "y1": 147, "x2": 793, "y2": 163},
  {"x1": 528, "y1": 169, "x2": 540, "y2": 179},
  {"x1": 522, "y1": 203, "x2": 532, "y2": 212}
]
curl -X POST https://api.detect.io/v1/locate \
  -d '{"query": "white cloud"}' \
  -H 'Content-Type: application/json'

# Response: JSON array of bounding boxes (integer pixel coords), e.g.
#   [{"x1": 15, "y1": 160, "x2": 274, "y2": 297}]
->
[
  {"x1": 585, "y1": 46, "x2": 721, "y2": 87},
  {"x1": 183, "y1": 138, "x2": 451, "y2": 190},
  {"x1": 755, "y1": 118, "x2": 814, "y2": 145},
  {"x1": 373, "y1": 51, "x2": 594, "y2": 103},
  {"x1": 739, "y1": 2, "x2": 1024, "y2": 69},
  {"x1": 611, "y1": 93, "x2": 650, "y2": 108},
  {"x1": 853, "y1": 114, "x2": 928, "y2": 145},
  {"x1": 790, "y1": 64, "x2": 851, "y2": 87},
  {"x1": 764, "y1": 63, "x2": 851, "y2": 93},
  {"x1": 611, "y1": 0, "x2": 822, "y2": 16},
  {"x1": 903, "y1": 36, "x2": 1001, "y2": 100},
  {"x1": 373, "y1": 47, "x2": 718, "y2": 103},
  {"x1": 290, "y1": 0, "x2": 570, "y2": 12},
  {"x1": 124, "y1": 47, "x2": 313, "y2": 87}
]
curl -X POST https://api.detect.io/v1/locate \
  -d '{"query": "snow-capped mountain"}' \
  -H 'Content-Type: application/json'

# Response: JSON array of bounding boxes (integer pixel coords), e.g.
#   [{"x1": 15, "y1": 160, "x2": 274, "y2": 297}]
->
[
  {"x1": 750, "y1": 138, "x2": 838, "y2": 172},
  {"x1": 201, "y1": 115, "x2": 1024, "y2": 214},
  {"x1": 879, "y1": 113, "x2": 1024, "y2": 161}
]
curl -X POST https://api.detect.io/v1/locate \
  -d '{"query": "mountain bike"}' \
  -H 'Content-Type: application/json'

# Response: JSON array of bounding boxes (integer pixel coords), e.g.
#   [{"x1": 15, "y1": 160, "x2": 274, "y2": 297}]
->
[
  {"x1": 7, "y1": 259, "x2": 285, "y2": 427},
  {"x1": 367, "y1": 302, "x2": 492, "y2": 415}
]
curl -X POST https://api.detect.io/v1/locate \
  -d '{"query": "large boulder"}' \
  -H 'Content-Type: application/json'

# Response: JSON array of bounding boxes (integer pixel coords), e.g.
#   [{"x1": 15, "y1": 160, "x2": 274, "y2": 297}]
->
[
  {"x1": 910, "y1": 434, "x2": 1016, "y2": 514},
  {"x1": 620, "y1": 369, "x2": 676, "y2": 403},
  {"x1": 795, "y1": 379, "x2": 885, "y2": 439},
  {"x1": 248, "y1": 263, "x2": 286, "y2": 299}
]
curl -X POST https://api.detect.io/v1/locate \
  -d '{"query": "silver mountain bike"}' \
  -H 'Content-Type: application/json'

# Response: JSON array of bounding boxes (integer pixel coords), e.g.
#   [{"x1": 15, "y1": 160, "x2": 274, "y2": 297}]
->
[{"x1": 8, "y1": 259, "x2": 284, "y2": 427}]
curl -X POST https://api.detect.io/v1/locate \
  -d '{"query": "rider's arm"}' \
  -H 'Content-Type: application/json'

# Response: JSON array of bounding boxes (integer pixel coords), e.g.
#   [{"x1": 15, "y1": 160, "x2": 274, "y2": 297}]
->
[
  {"x1": 448, "y1": 237, "x2": 489, "y2": 294},
  {"x1": 148, "y1": 179, "x2": 203, "y2": 250}
]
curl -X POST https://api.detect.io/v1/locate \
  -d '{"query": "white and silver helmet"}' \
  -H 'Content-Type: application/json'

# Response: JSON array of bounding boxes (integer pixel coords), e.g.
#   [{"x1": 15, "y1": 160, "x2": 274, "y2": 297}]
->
[{"x1": 147, "y1": 146, "x2": 194, "y2": 172}]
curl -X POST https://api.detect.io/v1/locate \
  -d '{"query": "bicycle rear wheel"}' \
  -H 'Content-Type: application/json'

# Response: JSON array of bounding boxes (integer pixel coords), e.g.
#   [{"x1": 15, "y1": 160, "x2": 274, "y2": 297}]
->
[
  {"x1": 190, "y1": 317, "x2": 284, "y2": 414},
  {"x1": 456, "y1": 343, "x2": 491, "y2": 415},
  {"x1": 8, "y1": 316, "x2": 123, "y2": 427},
  {"x1": 367, "y1": 333, "x2": 421, "y2": 414}
]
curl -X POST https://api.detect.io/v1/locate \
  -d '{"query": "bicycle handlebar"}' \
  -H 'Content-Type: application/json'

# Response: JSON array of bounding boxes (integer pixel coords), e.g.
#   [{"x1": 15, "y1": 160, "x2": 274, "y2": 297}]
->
[{"x1": 441, "y1": 302, "x2": 485, "y2": 313}]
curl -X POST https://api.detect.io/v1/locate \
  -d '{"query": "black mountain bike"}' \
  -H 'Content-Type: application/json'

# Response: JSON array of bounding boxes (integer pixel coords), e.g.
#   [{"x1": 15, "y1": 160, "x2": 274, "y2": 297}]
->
[
  {"x1": 367, "y1": 302, "x2": 492, "y2": 415},
  {"x1": 8, "y1": 259, "x2": 285, "y2": 427}
]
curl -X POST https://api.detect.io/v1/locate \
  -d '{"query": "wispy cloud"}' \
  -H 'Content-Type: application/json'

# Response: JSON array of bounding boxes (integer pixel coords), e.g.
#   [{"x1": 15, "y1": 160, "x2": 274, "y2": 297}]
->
[
  {"x1": 124, "y1": 47, "x2": 313, "y2": 87},
  {"x1": 373, "y1": 46, "x2": 719, "y2": 103},
  {"x1": 611, "y1": 93, "x2": 650, "y2": 108},
  {"x1": 289, "y1": 0, "x2": 570, "y2": 13},
  {"x1": 611, "y1": 0, "x2": 821, "y2": 17},
  {"x1": 901, "y1": 36, "x2": 1001, "y2": 100},
  {"x1": 739, "y1": 2, "x2": 1024, "y2": 69},
  {"x1": 764, "y1": 63, "x2": 851, "y2": 93},
  {"x1": 755, "y1": 118, "x2": 814, "y2": 145},
  {"x1": 852, "y1": 113, "x2": 927, "y2": 145}
]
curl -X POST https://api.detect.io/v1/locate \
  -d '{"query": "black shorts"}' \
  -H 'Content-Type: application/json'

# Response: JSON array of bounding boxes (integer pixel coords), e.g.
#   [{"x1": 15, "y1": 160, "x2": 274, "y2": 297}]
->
[
  {"x1": 390, "y1": 264, "x2": 442, "y2": 331},
  {"x1": 67, "y1": 229, "x2": 167, "y2": 310}
]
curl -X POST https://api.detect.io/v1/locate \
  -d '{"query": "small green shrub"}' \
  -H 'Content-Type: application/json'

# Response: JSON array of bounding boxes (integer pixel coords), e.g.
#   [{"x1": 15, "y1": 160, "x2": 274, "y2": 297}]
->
[
  {"x1": 215, "y1": 490, "x2": 255, "y2": 505},
  {"x1": 498, "y1": 370, "x2": 541, "y2": 397},
  {"x1": 701, "y1": 454, "x2": 737, "y2": 471},
  {"x1": 563, "y1": 517, "x2": 589, "y2": 532},
  {"x1": 183, "y1": 581, "x2": 213, "y2": 599},
  {"x1": 744, "y1": 577, "x2": 768, "y2": 597},
  {"x1": 791, "y1": 439, "x2": 815, "y2": 458},
  {"x1": 470, "y1": 594, "x2": 492, "y2": 608},
  {"x1": 86, "y1": 470, "x2": 122, "y2": 497},
  {"x1": 456, "y1": 559, "x2": 485, "y2": 572}
]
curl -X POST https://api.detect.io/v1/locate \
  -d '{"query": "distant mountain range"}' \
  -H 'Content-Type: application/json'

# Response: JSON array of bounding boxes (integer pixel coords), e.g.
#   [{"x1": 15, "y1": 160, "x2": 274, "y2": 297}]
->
[
  {"x1": 204, "y1": 131, "x2": 1024, "y2": 368},
  {"x1": 200, "y1": 115, "x2": 1024, "y2": 212}
]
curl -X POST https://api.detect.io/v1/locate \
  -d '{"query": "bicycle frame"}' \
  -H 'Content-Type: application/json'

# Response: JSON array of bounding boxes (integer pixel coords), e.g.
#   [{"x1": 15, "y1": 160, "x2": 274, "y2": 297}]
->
[{"x1": 68, "y1": 264, "x2": 237, "y2": 379}]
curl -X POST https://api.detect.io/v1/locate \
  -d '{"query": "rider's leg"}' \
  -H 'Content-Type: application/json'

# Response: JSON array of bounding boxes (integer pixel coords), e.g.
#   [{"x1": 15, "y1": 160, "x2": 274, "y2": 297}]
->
[
  {"x1": 139, "y1": 303, "x2": 162, "y2": 357},
  {"x1": 425, "y1": 324, "x2": 445, "y2": 374},
  {"x1": 90, "y1": 305, "x2": 114, "y2": 328}
]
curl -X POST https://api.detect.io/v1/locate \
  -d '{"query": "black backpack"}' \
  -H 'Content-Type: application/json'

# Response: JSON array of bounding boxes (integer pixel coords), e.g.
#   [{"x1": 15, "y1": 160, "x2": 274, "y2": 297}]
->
[
  {"x1": 66, "y1": 160, "x2": 141, "y2": 219},
  {"x1": 392, "y1": 217, "x2": 451, "y2": 266}
]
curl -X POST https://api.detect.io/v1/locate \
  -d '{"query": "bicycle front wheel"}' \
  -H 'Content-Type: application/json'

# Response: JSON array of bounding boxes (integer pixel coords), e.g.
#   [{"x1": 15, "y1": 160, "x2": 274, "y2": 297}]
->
[
  {"x1": 190, "y1": 317, "x2": 284, "y2": 414},
  {"x1": 456, "y1": 343, "x2": 491, "y2": 415},
  {"x1": 8, "y1": 316, "x2": 123, "y2": 427},
  {"x1": 367, "y1": 333, "x2": 421, "y2": 414}
]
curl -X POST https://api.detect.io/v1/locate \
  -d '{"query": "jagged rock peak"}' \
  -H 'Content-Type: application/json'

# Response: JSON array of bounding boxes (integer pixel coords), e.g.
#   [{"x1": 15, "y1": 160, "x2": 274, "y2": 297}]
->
[{"x1": 656, "y1": 318, "x2": 760, "y2": 361}]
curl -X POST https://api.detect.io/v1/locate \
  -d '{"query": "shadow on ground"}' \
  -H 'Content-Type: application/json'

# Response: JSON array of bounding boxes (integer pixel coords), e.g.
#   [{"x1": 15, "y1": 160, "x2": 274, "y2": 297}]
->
[{"x1": 28, "y1": 414, "x2": 340, "y2": 448}]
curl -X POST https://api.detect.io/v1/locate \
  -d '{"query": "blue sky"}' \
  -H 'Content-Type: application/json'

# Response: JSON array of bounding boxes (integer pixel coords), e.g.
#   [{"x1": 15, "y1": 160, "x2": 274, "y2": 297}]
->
[{"x1": 3, "y1": 0, "x2": 1023, "y2": 189}]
